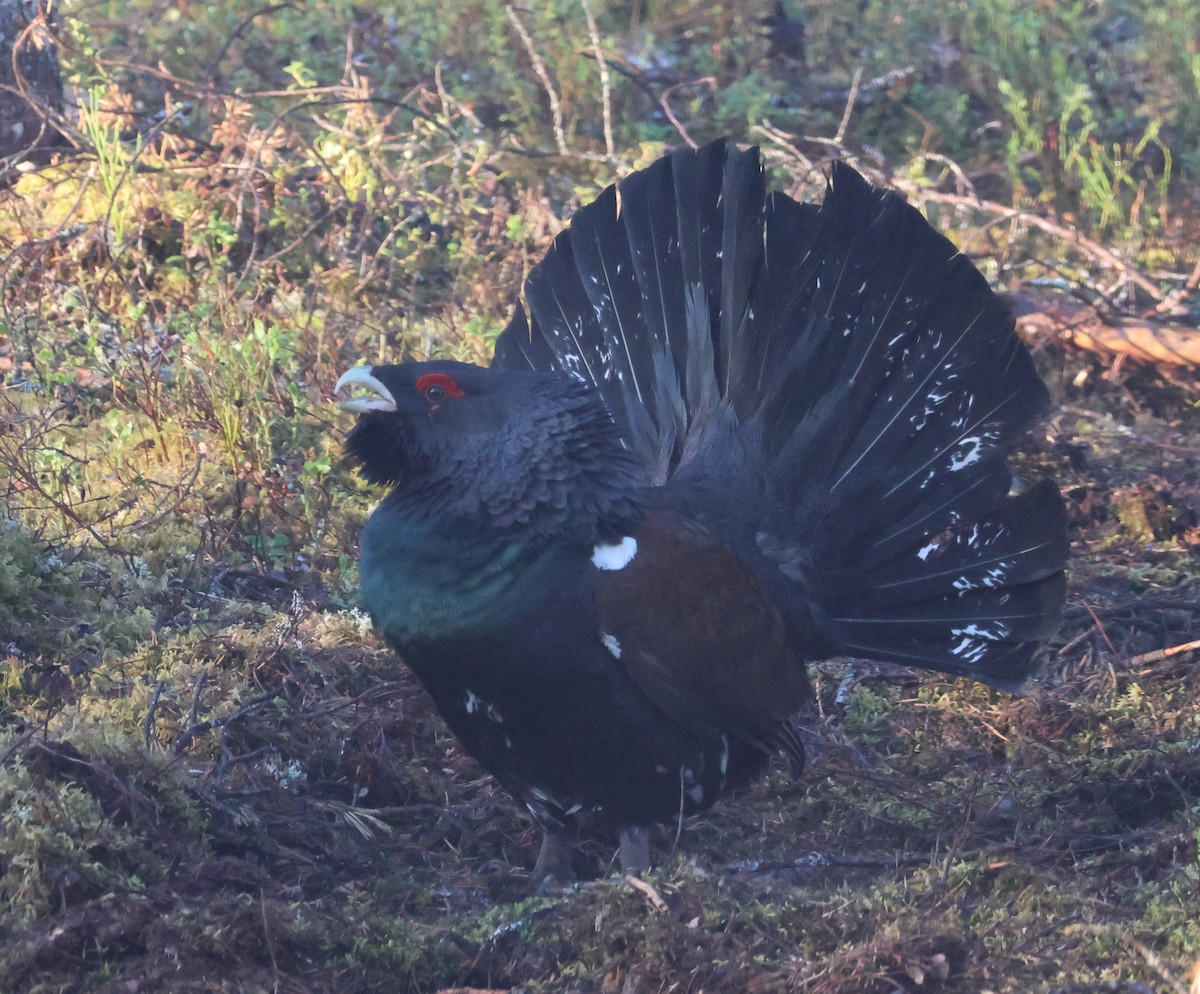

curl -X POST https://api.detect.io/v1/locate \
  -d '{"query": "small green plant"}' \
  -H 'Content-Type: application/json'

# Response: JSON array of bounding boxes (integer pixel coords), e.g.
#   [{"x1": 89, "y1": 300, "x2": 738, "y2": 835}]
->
[
  {"x1": 998, "y1": 77, "x2": 1170, "y2": 235},
  {"x1": 78, "y1": 86, "x2": 142, "y2": 250}
]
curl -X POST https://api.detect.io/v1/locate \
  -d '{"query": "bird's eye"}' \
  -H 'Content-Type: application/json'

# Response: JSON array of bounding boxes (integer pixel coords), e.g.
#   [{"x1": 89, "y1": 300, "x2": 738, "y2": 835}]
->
[{"x1": 414, "y1": 372, "x2": 464, "y2": 402}]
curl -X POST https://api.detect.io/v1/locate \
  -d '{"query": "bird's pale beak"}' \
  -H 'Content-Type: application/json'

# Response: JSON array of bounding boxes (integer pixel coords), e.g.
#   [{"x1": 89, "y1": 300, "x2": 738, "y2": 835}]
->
[{"x1": 335, "y1": 366, "x2": 398, "y2": 413}]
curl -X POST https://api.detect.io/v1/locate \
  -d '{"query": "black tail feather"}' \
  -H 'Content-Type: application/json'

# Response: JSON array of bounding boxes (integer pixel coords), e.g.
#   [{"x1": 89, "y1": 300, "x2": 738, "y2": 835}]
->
[
  {"x1": 493, "y1": 140, "x2": 1066, "y2": 689},
  {"x1": 496, "y1": 141, "x2": 765, "y2": 482}
]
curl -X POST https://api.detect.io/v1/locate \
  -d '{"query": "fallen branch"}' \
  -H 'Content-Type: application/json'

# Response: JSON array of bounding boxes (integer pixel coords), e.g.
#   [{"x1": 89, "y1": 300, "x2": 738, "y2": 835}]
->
[
  {"x1": 1129, "y1": 638, "x2": 1200, "y2": 668},
  {"x1": 1012, "y1": 292, "x2": 1200, "y2": 367}
]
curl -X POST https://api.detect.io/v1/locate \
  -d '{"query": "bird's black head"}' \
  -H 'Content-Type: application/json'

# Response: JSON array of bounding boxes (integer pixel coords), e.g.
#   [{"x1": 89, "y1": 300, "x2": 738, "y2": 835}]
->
[{"x1": 336, "y1": 360, "x2": 642, "y2": 531}]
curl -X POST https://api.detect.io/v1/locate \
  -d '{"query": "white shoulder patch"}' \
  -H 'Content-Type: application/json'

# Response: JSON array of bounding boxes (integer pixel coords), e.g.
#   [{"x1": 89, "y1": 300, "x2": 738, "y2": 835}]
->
[{"x1": 591, "y1": 535, "x2": 638, "y2": 571}]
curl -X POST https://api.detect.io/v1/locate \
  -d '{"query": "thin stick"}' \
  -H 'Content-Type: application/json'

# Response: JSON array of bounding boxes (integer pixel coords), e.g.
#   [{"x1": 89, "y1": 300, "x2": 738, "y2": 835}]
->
[
  {"x1": 143, "y1": 680, "x2": 165, "y2": 749},
  {"x1": 1129, "y1": 638, "x2": 1200, "y2": 668},
  {"x1": 1055, "y1": 627, "x2": 1094, "y2": 658},
  {"x1": 835, "y1": 67, "x2": 863, "y2": 145},
  {"x1": 1082, "y1": 601, "x2": 1118, "y2": 656},
  {"x1": 659, "y1": 78, "x2": 715, "y2": 150},
  {"x1": 1151, "y1": 257, "x2": 1200, "y2": 317},
  {"x1": 624, "y1": 874, "x2": 668, "y2": 911},
  {"x1": 1126, "y1": 936, "x2": 1190, "y2": 994},
  {"x1": 909, "y1": 188, "x2": 1166, "y2": 302},
  {"x1": 753, "y1": 131, "x2": 1168, "y2": 304},
  {"x1": 506, "y1": 5, "x2": 567, "y2": 155},
  {"x1": 579, "y1": 0, "x2": 614, "y2": 160}
]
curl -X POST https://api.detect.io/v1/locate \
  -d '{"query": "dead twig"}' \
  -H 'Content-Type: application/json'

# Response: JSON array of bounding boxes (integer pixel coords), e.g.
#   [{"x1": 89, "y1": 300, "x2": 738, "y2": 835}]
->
[
  {"x1": 173, "y1": 686, "x2": 278, "y2": 756},
  {"x1": 1129, "y1": 638, "x2": 1200, "y2": 668},
  {"x1": 624, "y1": 873, "x2": 668, "y2": 911},
  {"x1": 835, "y1": 67, "x2": 862, "y2": 145},
  {"x1": 1056, "y1": 627, "x2": 1095, "y2": 658},
  {"x1": 1082, "y1": 601, "x2": 1119, "y2": 658},
  {"x1": 505, "y1": 5, "x2": 567, "y2": 156},
  {"x1": 579, "y1": 0, "x2": 614, "y2": 161},
  {"x1": 1064, "y1": 926, "x2": 1192, "y2": 994},
  {"x1": 143, "y1": 680, "x2": 166, "y2": 748},
  {"x1": 1151, "y1": 258, "x2": 1200, "y2": 318},
  {"x1": 908, "y1": 188, "x2": 1167, "y2": 303},
  {"x1": 659, "y1": 77, "x2": 716, "y2": 150}
]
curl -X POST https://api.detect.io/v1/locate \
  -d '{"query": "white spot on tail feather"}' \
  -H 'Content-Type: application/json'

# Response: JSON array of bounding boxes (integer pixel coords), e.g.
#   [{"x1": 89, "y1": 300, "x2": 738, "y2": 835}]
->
[
  {"x1": 953, "y1": 622, "x2": 1011, "y2": 641},
  {"x1": 949, "y1": 436, "x2": 987, "y2": 471},
  {"x1": 600, "y1": 632, "x2": 622, "y2": 659},
  {"x1": 949, "y1": 637, "x2": 989, "y2": 664},
  {"x1": 917, "y1": 538, "x2": 944, "y2": 561},
  {"x1": 592, "y1": 535, "x2": 638, "y2": 571},
  {"x1": 464, "y1": 689, "x2": 503, "y2": 724}
]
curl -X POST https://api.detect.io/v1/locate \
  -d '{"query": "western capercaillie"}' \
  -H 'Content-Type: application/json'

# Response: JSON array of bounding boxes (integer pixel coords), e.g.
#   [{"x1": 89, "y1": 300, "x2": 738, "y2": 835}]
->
[{"x1": 336, "y1": 139, "x2": 1067, "y2": 887}]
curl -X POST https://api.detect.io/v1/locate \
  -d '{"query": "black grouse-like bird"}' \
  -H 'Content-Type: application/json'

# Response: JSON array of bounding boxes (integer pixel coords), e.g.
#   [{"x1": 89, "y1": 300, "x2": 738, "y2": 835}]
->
[{"x1": 335, "y1": 139, "x2": 1067, "y2": 885}]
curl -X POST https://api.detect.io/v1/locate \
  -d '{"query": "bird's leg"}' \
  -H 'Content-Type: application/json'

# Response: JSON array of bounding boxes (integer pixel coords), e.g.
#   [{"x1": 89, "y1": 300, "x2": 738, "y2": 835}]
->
[
  {"x1": 618, "y1": 825, "x2": 652, "y2": 874},
  {"x1": 530, "y1": 826, "x2": 575, "y2": 891}
]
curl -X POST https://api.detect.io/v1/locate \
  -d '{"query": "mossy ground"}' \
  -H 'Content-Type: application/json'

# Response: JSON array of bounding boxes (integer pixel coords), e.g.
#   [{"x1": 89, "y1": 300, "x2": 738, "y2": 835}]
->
[{"x1": 2, "y1": 2, "x2": 1199, "y2": 991}]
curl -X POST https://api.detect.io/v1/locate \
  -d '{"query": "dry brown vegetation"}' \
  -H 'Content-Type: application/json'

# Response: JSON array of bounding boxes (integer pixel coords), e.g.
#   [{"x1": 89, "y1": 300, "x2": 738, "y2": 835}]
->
[{"x1": 1, "y1": 1, "x2": 1198, "y2": 991}]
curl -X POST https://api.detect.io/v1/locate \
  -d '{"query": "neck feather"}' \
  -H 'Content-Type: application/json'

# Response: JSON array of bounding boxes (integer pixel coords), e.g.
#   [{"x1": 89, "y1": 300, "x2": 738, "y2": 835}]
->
[
  {"x1": 393, "y1": 381, "x2": 642, "y2": 536},
  {"x1": 359, "y1": 513, "x2": 572, "y2": 644}
]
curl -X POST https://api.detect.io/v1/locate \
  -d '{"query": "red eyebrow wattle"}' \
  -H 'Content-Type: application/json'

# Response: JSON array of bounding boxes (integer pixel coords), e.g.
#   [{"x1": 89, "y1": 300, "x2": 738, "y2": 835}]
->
[{"x1": 415, "y1": 372, "x2": 465, "y2": 398}]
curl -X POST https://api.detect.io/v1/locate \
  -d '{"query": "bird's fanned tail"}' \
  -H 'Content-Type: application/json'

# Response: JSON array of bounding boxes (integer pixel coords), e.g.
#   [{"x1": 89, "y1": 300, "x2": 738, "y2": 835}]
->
[
  {"x1": 495, "y1": 141, "x2": 765, "y2": 483},
  {"x1": 494, "y1": 140, "x2": 1066, "y2": 690}
]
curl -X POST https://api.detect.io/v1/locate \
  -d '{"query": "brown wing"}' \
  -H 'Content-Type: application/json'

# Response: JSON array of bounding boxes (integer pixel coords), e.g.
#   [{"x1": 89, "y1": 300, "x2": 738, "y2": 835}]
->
[{"x1": 594, "y1": 518, "x2": 811, "y2": 764}]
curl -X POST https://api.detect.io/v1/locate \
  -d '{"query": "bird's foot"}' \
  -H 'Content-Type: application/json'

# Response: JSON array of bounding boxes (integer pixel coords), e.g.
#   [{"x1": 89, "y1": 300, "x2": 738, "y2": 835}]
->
[
  {"x1": 530, "y1": 828, "x2": 576, "y2": 892},
  {"x1": 618, "y1": 825, "x2": 652, "y2": 874}
]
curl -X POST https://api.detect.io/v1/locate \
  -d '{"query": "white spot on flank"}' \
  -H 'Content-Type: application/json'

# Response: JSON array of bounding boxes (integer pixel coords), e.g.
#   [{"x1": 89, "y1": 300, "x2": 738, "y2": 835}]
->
[
  {"x1": 601, "y1": 632, "x2": 622, "y2": 659},
  {"x1": 917, "y1": 539, "x2": 942, "y2": 561},
  {"x1": 592, "y1": 535, "x2": 638, "y2": 570}
]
